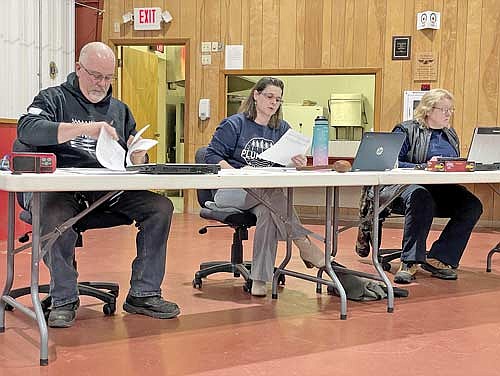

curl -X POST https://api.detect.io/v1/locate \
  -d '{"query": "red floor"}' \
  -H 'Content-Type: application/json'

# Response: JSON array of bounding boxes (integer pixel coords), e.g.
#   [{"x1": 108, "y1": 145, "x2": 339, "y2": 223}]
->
[{"x1": 0, "y1": 214, "x2": 499, "y2": 375}]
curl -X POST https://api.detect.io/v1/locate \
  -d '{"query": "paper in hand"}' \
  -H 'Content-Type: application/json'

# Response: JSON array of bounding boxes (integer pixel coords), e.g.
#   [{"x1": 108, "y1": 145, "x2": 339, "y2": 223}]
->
[
  {"x1": 258, "y1": 129, "x2": 311, "y2": 166},
  {"x1": 126, "y1": 124, "x2": 158, "y2": 166},
  {"x1": 96, "y1": 127, "x2": 126, "y2": 171}
]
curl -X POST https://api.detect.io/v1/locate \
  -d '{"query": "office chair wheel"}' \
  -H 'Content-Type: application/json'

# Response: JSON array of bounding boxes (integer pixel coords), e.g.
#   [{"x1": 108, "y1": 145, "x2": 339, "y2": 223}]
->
[
  {"x1": 103, "y1": 303, "x2": 116, "y2": 315},
  {"x1": 4, "y1": 304, "x2": 14, "y2": 311},
  {"x1": 192, "y1": 278, "x2": 203, "y2": 289},
  {"x1": 277, "y1": 274, "x2": 286, "y2": 285},
  {"x1": 382, "y1": 262, "x2": 392, "y2": 272},
  {"x1": 18, "y1": 233, "x2": 30, "y2": 243}
]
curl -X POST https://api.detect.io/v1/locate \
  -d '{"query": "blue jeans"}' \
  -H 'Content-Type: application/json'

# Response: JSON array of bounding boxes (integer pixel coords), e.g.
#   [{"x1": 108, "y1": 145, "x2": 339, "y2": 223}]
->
[
  {"x1": 39, "y1": 190, "x2": 174, "y2": 307},
  {"x1": 392, "y1": 184, "x2": 483, "y2": 267}
]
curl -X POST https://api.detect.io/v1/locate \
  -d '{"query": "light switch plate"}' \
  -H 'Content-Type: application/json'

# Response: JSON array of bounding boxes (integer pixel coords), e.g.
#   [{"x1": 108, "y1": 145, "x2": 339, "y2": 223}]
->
[
  {"x1": 201, "y1": 42, "x2": 211, "y2": 53},
  {"x1": 201, "y1": 54, "x2": 211, "y2": 65},
  {"x1": 211, "y1": 42, "x2": 219, "y2": 52},
  {"x1": 114, "y1": 22, "x2": 120, "y2": 33}
]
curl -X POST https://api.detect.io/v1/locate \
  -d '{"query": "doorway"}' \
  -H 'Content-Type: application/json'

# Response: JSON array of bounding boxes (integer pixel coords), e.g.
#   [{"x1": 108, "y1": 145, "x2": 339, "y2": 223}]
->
[{"x1": 117, "y1": 44, "x2": 187, "y2": 211}]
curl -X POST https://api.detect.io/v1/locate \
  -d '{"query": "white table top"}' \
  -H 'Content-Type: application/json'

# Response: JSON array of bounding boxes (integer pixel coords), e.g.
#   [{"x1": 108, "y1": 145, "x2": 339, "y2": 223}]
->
[
  {"x1": 0, "y1": 168, "x2": 380, "y2": 192},
  {"x1": 377, "y1": 169, "x2": 500, "y2": 185},
  {"x1": 1, "y1": 168, "x2": 499, "y2": 193}
]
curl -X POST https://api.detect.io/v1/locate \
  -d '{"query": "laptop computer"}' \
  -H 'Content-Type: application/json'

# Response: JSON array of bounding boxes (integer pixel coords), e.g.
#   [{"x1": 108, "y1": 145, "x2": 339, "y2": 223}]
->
[
  {"x1": 467, "y1": 127, "x2": 500, "y2": 171},
  {"x1": 126, "y1": 163, "x2": 221, "y2": 175},
  {"x1": 351, "y1": 132, "x2": 405, "y2": 171}
]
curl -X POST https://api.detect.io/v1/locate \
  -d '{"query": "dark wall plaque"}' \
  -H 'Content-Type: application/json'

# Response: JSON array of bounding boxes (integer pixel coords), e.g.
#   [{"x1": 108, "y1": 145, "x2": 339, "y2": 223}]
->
[{"x1": 392, "y1": 36, "x2": 411, "y2": 60}]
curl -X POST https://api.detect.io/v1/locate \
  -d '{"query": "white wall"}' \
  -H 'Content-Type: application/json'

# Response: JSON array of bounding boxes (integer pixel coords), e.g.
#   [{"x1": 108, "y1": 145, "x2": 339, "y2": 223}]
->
[{"x1": 0, "y1": 0, "x2": 74, "y2": 120}]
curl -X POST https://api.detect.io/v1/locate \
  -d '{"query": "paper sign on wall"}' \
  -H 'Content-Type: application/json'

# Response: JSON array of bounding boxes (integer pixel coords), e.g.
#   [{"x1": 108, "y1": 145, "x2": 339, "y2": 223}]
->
[
  {"x1": 417, "y1": 11, "x2": 440, "y2": 30},
  {"x1": 225, "y1": 45, "x2": 244, "y2": 70}
]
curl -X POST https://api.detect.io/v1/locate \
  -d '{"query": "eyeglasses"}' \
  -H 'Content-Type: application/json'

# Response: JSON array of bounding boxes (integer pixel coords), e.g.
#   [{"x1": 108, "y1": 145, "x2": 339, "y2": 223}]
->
[
  {"x1": 432, "y1": 106, "x2": 455, "y2": 114},
  {"x1": 259, "y1": 92, "x2": 283, "y2": 104},
  {"x1": 79, "y1": 63, "x2": 115, "y2": 83}
]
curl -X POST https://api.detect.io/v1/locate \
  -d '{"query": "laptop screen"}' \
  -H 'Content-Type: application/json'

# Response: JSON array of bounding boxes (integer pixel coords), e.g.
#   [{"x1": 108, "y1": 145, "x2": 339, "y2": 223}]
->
[
  {"x1": 467, "y1": 127, "x2": 500, "y2": 164},
  {"x1": 351, "y1": 132, "x2": 405, "y2": 171}
]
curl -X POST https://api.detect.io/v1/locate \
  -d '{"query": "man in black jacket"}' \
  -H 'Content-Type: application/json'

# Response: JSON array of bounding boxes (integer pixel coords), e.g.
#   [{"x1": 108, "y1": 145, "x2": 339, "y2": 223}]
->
[{"x1": 18, "y1": 42, "x2": 180, "y2": 328}]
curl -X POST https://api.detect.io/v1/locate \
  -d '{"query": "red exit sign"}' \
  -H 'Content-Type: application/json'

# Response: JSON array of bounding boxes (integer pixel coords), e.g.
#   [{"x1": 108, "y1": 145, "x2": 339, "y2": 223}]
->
[{"x1": 133, "y1": 7, "x2": 161, "y2": 30}]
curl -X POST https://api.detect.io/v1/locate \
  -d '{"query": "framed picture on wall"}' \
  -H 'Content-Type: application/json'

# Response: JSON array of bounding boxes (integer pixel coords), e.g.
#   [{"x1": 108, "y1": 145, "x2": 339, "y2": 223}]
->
[{"x1": 392, "y1": 36, "x2": 411, "y2": 60}]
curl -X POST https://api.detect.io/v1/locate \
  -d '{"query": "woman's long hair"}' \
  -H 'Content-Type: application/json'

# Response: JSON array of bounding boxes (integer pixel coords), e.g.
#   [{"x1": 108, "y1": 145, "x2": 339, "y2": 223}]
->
[
  {"x1": 238, "y1": 76, "x2": 284, "y2": 129},
  {"x1": 414, "y1": 88, "x2": 454, "y2": 127}
]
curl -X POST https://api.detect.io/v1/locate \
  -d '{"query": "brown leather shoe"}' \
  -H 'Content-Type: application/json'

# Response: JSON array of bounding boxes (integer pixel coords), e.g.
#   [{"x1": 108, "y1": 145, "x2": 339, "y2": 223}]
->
[
  {"x1": 394, "y1": 262, "x2": 418, "y2": 284},
  {"x1": 421, "y1": 258, "x2": 457, "y2": 280}
]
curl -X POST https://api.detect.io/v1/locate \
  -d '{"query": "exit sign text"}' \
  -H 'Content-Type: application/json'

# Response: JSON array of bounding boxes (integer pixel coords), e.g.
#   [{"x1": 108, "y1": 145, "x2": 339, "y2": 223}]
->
[{"x1": 133, "y1": 7, "x2": 161, "y2": 30}]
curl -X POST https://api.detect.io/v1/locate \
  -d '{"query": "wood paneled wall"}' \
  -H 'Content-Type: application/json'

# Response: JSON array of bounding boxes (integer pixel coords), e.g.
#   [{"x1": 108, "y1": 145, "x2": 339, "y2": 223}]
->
[{"x1": 101, "y1": 0, "x2": 500, "y2": 222}]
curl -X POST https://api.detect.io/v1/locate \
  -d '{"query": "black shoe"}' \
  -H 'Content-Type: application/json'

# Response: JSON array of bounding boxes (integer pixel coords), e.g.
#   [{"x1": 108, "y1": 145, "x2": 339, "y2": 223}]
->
[
  {"x1": 123, "y1": 295, "x2": 180, "y2": 319},
  {"x1": 48, "y1": 299, "x2": 80, "y2": 328},
  {"x1": 393, "y1": 262, "x2": 418, "y2": 284},
  {"x1": 421, "y1": 258, "x2": 458, "y2": 280}
]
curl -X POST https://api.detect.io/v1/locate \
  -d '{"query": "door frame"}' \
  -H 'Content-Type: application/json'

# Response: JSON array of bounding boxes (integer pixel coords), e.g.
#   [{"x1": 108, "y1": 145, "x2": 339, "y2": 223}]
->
[{"x1": 108, "y1": 38, "x2": 190, "y2": 164}]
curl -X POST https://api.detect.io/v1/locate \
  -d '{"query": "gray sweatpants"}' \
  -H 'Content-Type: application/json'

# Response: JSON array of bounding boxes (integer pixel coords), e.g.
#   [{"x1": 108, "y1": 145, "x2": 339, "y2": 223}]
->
[{"x1": 214, "y1": 188, "x2": 310, "y2": 282}]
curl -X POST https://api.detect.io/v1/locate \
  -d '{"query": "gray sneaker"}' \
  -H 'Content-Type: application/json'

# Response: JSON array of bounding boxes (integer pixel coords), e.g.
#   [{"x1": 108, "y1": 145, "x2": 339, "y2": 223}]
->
[
  {"x1": 394, "y1": 262, "x2": 418, "y2": 284},
  {"x1": 48, "y1": 299, "x2": 80, "y2": 328},
  {"x1": 123, "y1": 295, "x2": 180, "y2": 319}
]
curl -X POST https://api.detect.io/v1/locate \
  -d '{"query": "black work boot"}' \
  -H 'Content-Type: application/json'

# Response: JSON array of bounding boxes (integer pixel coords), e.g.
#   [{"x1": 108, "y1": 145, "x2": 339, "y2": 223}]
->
[
  {"x1": 48, "y1": 299, "x2": 80, "y2": 328},
  {"x1": 421, "y1": 258, "x2": 457, "y2": 280},
  {"x1": 393, "y1": 262, "x2": 418, "y2": 284},
  {"x1": 123, "y1": 295, "x2": 180, "y2": 319}
]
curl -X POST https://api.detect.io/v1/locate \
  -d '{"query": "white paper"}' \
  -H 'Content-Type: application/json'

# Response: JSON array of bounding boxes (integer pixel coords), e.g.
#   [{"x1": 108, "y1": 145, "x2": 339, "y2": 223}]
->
[
  {"x1": 125, "y1": 124, "x2": 158, "y2": 166},
  {"x1": 258, "y1": 129, "x2": 311, "y2": 166},
  {"x1": 95, "y1": 124, "x2": 158, "y2": 170},
  {"x1": 225, "y1": 45, "x2": 244, "y2": 69},
  {"x1": 96, "y1": 127, "x2": 126, "y2": 171}
]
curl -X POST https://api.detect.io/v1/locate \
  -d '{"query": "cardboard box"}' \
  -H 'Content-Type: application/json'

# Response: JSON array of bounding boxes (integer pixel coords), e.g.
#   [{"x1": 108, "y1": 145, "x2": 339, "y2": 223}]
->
[{"x1": 426, "y1": 159, "x2": 475, "y2": 172}]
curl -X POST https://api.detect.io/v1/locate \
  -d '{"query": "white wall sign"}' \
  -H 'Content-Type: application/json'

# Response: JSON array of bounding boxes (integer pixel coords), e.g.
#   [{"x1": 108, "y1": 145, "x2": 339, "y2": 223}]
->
[
  {"x1": 134, "y1": 7, "x2": 161, "y2": 30},
  {"x1": 224, "y1": 45, "x2": 244, "y2": 69},
  {"x1": 417, "y1": 11, "x2": 440, "y2": 30},
  {"x1": 403, "y1": 91, "x2": 426, "y2": 121}
]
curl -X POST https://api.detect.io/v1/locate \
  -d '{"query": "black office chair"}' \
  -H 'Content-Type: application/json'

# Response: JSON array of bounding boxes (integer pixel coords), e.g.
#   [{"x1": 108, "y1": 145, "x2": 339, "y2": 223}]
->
[
  {"x1": 192, "y1": 147, "x2": 256, "y2": 292},
  {"x1": 486, "y1": 243, "x2": 500, "y2": 272},
  {"x1": 192, "y1": 147, "x2": 286, "y2": 292},
  {"x1": 6, "y1": 140, "x2": 132, "y2": 317},
  {"x1": 6, "y1": 192, "x2": 133, "y2": 317}
]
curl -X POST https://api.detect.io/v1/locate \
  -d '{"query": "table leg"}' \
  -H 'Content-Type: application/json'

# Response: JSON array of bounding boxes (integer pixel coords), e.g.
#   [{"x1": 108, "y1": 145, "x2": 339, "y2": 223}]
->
[
  {"x1": 272, "y1": 188, "x2": 294, "y2": 299},
  {"x1": 372, "y1": 186, "x2": 394, "y2": 313},
  {"x1": 323, "y1": 186, "x2": 347, "y2": 319},
  {"x1": 0, "y1": 192, "x2": 16, "y2": 333},
  {"x1": 31, "y1": 192, "x2": 49, "y2": 365}
]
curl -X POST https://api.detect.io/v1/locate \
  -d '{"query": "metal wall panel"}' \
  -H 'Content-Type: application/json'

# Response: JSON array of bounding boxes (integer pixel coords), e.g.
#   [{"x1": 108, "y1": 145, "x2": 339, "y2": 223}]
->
[{"x1": 0, "y1": 0, "x2": 74, "y2": 120}]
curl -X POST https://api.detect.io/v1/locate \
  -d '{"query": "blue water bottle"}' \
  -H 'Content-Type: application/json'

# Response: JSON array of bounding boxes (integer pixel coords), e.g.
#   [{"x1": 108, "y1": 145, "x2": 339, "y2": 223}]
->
[{"x1": 312, "y1": 115, "x2": 329, "y2": 166}]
